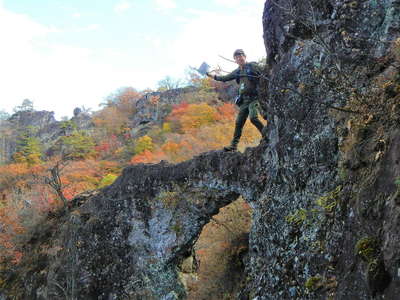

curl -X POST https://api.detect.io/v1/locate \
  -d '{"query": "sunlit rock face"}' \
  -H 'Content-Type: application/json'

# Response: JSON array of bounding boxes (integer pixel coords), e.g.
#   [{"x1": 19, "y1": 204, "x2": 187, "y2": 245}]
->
[{"x1": 2, "y1": 0, "x2": 400, "y2": 299}]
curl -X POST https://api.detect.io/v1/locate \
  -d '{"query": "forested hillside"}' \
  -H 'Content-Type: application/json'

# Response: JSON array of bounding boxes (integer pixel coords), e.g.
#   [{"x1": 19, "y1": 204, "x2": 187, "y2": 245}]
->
[{"x1": 0, "y1": 74, "x2": 264, "y2": 298}]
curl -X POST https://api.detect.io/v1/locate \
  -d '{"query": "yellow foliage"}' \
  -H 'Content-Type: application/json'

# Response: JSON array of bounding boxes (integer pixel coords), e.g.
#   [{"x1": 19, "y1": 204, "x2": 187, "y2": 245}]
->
[
  {"x1": 162, "y1": 122, "x2": 172, "y2": 133},
  {"x1": 188, "y1": 198, "x2": 252, "y2": 299},
  {"x1": 98, "y1": 174, "x2": 118, "y2": 188},
  {"x1": 13, "y1": 152, "x2": 42, "y2": 166},
  {"x1": 179, "y1": 103, "x2": 218, "y2": 132},
  {"x1": 134, "y1": 135, "x2": 154, "y2": 155}
]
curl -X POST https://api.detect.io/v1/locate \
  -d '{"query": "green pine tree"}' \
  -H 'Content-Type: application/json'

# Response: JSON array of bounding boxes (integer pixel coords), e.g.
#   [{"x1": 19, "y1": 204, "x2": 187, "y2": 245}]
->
[
  {"x1": 60, "y1": 130, "x2": 96, "y2": 160},
  {"x1": 13, "y1": 132, "x2": 43, "y2": 165}
]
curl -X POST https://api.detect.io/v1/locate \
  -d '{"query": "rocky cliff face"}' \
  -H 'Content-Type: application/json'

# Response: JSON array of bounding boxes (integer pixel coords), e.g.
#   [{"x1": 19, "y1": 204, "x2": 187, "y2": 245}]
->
[
  {"x1": 0, "y1": 111, "x2": 59, "y2": 163},
  {"x1": 131, "y1": 87, "x2": 197, "y2": 127},
  {"x1": 251, "y1": 0, "x2": 400, "y2": 299},
  {"x1": 129, "y1": 87, "x2": 197, "y2": 139},
  {"x1": 129, "y1": 85, "x2": 236, "y2": 139},
  {"x1": 1, "y1": 1, "x2": 400, "y2": 299},
  {"x1": 0, "y1": 109, "x2": 95, "y2": 164}
]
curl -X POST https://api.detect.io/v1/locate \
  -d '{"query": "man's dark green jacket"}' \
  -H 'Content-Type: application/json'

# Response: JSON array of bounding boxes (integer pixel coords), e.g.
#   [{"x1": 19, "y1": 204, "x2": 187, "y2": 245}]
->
[{"x1": 214, "y1": 62, "x2": 262, "y2": 96}]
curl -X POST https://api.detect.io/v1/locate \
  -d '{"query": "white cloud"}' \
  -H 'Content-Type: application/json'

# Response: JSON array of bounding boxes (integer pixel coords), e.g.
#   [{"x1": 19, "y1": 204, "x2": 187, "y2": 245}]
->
[
  {"x1": 0, "y1": 6, "x2": 52, "y2": 44},
  {"x1": 143, "y1": 35, "x2": 162, "y2": 47},
  {"x1": 215, "y1": 0, "x2": 242, "y2": 8},
  {"x1": 215, "y1": 0, "x2": 265, "y2": 11},
  {"x1": 167, "y1": 7, "x2": 266, "y2": 80},
  {"x1": 72, "y1": 12, "x2": 82, "y2": 18},
  {"x1": 76, "y1": 24, "x2": 100, "y2": 32},
  {"x1": 0, "y1": 5, "x2": 147, "y2": 118},
  {"x1": 0, "y1": 0, "x2": 267, "y2": 118},
  {"x1": 154, "y1": 0, "x2": 176, "y2": 11},
  {"x1": 174, "y1": 16, "x2": 191, "y2": 23},
  {"x1": 114, "y1": 0, "x2": 132, "y2": 14}
]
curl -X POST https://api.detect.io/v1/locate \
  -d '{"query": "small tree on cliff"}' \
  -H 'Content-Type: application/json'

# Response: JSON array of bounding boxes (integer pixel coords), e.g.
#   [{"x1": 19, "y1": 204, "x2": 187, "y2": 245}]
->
[
  {"x1": 13, "y1": 130, "x2": 43, "y2": 166},
  {"x1": 157, "y1": 76, "x2": 183, "y2": 91},
  {"x1": 60, "y1": 130, "x2": 96, "y2": 161},
  {"x1": 13, "y1": 99, "x2": 34, "y2": 113},
  {"x1": 43, "y1": 159, "x2": 69, "y2": 211}
]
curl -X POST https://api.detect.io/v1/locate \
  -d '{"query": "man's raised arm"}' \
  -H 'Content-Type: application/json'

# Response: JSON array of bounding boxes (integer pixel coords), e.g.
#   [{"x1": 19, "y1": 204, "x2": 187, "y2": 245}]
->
[{"x1": 206, "y1": 69, "x2": 238, "y2": 82}]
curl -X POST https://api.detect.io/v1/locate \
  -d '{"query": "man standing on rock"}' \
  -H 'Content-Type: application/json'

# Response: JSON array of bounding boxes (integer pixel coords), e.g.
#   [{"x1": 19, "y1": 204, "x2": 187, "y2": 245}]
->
[{"x1": 207, "y1": 49, "x2": 265, "y2": 151}]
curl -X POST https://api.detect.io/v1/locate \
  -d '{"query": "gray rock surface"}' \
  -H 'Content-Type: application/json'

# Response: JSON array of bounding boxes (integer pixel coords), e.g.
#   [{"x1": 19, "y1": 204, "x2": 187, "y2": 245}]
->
[
  {"x1": 0, "y1": 111, "x2": 59, "y2": 163},
  {"x1": 1, "y1": 1, "x2": 400, "y2": 299}
]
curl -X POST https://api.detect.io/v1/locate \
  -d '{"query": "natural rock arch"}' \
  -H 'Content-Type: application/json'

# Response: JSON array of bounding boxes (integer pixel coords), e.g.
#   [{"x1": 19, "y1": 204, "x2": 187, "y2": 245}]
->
[{"x1": 9, "y1": 145, "x2": 268, "y2": 299}]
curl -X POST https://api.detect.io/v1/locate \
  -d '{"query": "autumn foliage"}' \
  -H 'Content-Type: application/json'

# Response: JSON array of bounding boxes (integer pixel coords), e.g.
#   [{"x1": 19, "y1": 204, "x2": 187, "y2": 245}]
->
[
  {"x1": 92, "y1": 87, "x2": 141, "y2": 136},
  {"x1": 0, "y1": 158, "x2": 120, "y2": 264},
  {"x1": 130, "y1": 101, "x2": 264, "y2": 164},
  {"x1": 187, "y1": 198, "x2": 252, "y2": 299},
  {"x1": 0, "y1": 78, "x2": 261, "y2": 275}
]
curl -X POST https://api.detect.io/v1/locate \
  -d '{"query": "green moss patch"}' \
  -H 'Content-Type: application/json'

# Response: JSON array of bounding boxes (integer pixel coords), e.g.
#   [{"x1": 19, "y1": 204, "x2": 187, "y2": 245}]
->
[
  {"x1": 355, "y1": 237, "x2": 379, "y2": 262},
  {"x1": 305, "y1": 275, "x2": 323, "y2": 291}
]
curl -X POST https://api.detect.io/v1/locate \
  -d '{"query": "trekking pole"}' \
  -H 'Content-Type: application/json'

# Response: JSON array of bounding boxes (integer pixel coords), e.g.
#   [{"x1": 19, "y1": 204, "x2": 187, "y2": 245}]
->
[{"x1": 218, "y1": 55, "x2": 236, "y2": 64}]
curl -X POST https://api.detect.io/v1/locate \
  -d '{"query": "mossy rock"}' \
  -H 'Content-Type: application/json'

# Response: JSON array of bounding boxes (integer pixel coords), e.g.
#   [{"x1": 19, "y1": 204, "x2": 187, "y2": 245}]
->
[
  {"x1": 305, "y1": 275, "x2": 323, "y2": 292},
  {"x1": 355, "y1": 238, "x2": 391, "y2": 295},
  {"x1": 171, "y1": 222, "x2": 182, "y2": 236},
  {"x1": 157, "y1": 190, "x2": 179, "y2": 208},
  {"x1": 354, "y1": 237, "x2": 379, "y2": 262}
]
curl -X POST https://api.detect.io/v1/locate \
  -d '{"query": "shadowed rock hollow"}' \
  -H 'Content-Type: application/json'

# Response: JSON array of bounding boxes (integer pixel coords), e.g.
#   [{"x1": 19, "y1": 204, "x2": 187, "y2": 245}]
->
[{"x1": 1, "y1": 0, "x2": 400, "y2": 299}]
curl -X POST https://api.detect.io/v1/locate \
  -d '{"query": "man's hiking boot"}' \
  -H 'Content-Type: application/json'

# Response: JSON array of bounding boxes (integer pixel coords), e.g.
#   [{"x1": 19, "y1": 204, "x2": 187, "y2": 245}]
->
[{"x1": 223, "y1": 145, "x2": 237, "y2": 152}]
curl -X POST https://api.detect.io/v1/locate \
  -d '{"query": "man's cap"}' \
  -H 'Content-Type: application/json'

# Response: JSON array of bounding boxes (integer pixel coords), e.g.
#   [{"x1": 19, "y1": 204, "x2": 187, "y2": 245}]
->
[{"x1": 233, "y1": 49, "x2": 246, "y2": 57}]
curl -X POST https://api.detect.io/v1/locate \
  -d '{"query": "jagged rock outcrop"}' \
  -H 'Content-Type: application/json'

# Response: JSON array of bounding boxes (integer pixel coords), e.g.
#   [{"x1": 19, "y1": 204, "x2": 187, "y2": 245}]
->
[
  {"x1": 0, "y1": 109, "x2": 96, "y2": 164},
  {"x1": 7, "y1": 110, "x2": 56, "y2": 131},
  {"x1": 70, "y1": 108, "x2": 93, "y2": 132},
  {"x1": 130, "y1": 87, "x2": 197, "y2": 139},
  {"x1": 1, "y1": 1, "x2": 400, "y2": 299},
  {"x1": 0, "y1": 111, "x2": 59, "y2": 163},
  {"x1": 131, "y1": 87, "x2": 197, "y2": 128},
  {"x1": 130, "y1": 85, "x2": 237, "y2": 139}
]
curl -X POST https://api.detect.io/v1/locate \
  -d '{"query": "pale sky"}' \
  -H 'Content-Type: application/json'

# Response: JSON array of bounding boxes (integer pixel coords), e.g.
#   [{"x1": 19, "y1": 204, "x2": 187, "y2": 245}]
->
[{"x1": 0, "y1": 0, "x2": 266, "y2": 119}]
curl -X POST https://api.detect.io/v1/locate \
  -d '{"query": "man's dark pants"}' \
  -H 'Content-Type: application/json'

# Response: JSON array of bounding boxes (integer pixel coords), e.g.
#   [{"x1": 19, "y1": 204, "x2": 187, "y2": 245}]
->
[{"x1": 230, "y1": 95, "x2": 264, "y2": 147}]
